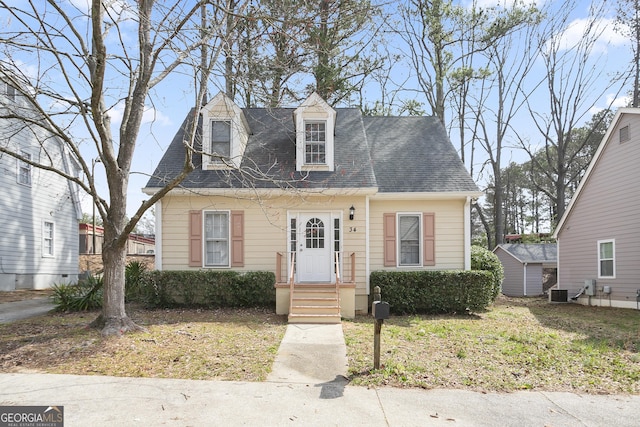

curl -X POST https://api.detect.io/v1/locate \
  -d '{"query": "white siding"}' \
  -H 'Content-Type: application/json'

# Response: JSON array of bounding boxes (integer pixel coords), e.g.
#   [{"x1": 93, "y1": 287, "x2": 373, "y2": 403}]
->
[
  {"x1": 0, "y1": 97, "x2": 79, "y2": 290},
  {"x1": 558, "y1": 114, "x2": 640, "y2": 303}
]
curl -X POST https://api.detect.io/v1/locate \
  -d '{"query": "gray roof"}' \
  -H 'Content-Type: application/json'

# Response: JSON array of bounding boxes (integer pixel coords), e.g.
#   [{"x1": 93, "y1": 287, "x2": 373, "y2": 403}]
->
[
  {"x1": 496, "y1": 244, "x2": 557, "y2": 264},
  {"x1": 145, "y1": 108, "x2": 478, "y2": 194}
]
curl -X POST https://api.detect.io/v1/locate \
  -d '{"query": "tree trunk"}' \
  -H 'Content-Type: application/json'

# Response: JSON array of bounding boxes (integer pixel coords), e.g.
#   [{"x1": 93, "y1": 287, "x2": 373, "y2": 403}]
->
[{"x1": 90, "y1": 239, "x2": 144, "y2": 336}]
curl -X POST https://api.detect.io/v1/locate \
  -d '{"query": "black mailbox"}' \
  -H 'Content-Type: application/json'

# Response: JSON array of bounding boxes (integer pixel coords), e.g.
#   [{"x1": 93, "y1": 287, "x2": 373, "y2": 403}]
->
[{"x1": 372, "y1": 301, "x2": 390, "y2": 320}]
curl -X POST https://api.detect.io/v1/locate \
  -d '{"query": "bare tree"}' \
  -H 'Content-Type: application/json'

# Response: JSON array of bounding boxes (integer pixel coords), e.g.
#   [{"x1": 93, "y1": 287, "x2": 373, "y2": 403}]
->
[
  {"x1": 467, "y1": 4, "x2": 542, "y2": 249},
  {"x1": 0, "y1": 0, "x2": 235, "y2": 335},
  {"x1": 523, "y1": 1, "x2": 627, "y2": 226},
  {"x1": 616, "y1": 0, "x2": 640, "y2": 107}
]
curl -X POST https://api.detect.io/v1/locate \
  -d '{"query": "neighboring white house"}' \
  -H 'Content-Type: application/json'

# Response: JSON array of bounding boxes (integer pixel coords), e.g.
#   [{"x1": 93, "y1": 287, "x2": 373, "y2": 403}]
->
[
  {"x1": 144, "y1": 92, "x2": 482, "y2": 322},
  {"x1": 554, "y1": 108, "x2": 640, "y2": 309},
  {"x1": 0, "y1": 78, "x2": 82, "y2": 290},
  {"x1": 493, "y1": 243, "x2": 557, "y2": 297}
]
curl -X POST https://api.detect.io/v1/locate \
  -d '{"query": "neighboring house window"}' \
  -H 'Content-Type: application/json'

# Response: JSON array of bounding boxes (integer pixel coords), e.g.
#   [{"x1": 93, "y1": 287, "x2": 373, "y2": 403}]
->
[
  {"x1": 43, "y1": 221, "x2": 54, "y2": 257},
  {"x1": 18, "y1": 151, "x2": 31, "y2": 185},
  {"x1": 598, "y1": 240, "x2": 615, "y2": 278},
  {"x1": 383, "y1": 212, "x2": 436, "y2": 267},
  {"x1": 204, "y1": 211, "x2": 229, "y2": 267},
  {"x1": 619, "y1": 125, "x2": 630, "y2": 143},
  {"x1": 210, "y1": 120, "x2": 231, "y2": 162},
  {"x1": 4, "y1": 82, "x2": 16, "y2": 101},
  {"x1": 304, "y1": 121, "x2": 326, "y2": 164}
]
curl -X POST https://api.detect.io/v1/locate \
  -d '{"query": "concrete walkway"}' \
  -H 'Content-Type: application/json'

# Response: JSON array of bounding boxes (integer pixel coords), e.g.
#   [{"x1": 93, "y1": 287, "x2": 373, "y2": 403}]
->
[
  {"x1": 0, "y1": 297, "x2": 54, "y2": 323},
  {"x1": 1, "y1": 304, "x2": 640, "y2": 425}
]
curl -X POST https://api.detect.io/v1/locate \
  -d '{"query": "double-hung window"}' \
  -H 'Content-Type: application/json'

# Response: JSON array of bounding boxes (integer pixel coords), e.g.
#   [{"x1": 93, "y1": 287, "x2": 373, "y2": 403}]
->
[
  {"x1": 43, "y1": 221, "x2": 54, "y2": 257},
  {"x1": 210, "y1": 120, "x2": 231, "y2": 162},
  {"x1": 18, "y1": 151, "x2": 31, "y2": 185},
  {"x1": 304, "y1": 121, "x2": 326, "y2": 164},
  {"x1": 598, "y1": 240, "x2": 615, "y2": 278},
  {"x1": 399, "y1": 214, "x2": 421, "y2": 266},
  {"x1": 204, "y1": 211, "x2": 229, "y2": 267}
]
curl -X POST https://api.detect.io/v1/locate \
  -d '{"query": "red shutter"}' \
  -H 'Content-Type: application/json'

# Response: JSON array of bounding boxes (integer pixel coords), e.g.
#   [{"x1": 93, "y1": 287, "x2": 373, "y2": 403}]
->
[
  {"x1": 231, "y1": 211, "x2": 244, "y2": 267},
  {"x1": 189, "y1": 210, "x2": 202, "y2": 267},
  {"x1": 423, "y1": 212, "x2": 436, "y2": 266},
  {"x1": 383, "y1": 213, "x2": 397, "y2": 267}
]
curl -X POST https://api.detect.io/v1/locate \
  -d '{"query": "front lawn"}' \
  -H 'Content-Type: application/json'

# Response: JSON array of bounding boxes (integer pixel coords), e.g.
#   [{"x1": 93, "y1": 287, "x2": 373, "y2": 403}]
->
[{"x1": 343, "y1": 296, "x2": 640, "y2": 393}]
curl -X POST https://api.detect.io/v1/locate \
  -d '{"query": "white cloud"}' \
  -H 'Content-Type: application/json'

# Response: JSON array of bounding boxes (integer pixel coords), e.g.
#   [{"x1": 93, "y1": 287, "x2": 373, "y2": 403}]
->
[
  {"x1": 589, "y1": 94, "x2": 631, "y2": 115},
  {"x1": 107, "y1": 101, "x2": 172, "y2": 128},
  {"x1": 552, "y1": 17, "x2": 627, "y2": 53}
]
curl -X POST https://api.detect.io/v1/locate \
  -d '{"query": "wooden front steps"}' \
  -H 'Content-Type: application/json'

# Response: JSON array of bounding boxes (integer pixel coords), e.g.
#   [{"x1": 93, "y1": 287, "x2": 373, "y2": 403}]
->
[{"x1": 288, "y1": 283, "x2": 341, "y2": 324}]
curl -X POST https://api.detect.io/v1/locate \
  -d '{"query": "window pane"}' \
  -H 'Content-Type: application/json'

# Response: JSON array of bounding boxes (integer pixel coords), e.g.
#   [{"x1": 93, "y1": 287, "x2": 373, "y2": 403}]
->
[
  {"x1": 211, "y1": 121, "x2": 230, "y2": 159},
  {"x1": 204, "y1": 212, "x2": 228, "y2": 266},
  {"x1": 399, "y1": 215, "x2": 419, "y2": 265},
  {"x1": 600, "y1": 260, "x2": 614, "y2": 277},
  {"x1": 304, "y1": 122, "x2": 326, "y2": 164},
  {"x1": 305, "y1": 218, "x2": 324, "y2": 249},
  {"x1": 600, "y1": 242, "x2": 613, "y2": 259},
  {"x1": 43, "y1": 222, "x2": 54, "y2": 256}
]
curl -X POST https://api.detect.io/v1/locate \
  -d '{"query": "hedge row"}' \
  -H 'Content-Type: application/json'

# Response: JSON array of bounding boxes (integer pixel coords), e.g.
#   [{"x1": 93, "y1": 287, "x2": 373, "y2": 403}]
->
[
  {"x1": 138, "y1": 270, "x2": 276, "y2": 308},
  {"x1": 370, "y1": 270, "x2": 495, "y2": 315}
]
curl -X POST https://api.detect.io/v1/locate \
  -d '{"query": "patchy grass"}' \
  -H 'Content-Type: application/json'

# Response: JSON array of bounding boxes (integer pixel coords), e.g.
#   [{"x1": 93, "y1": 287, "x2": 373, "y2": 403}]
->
[
  {"x1": 0, "y1": 306, "x2": 287, "y2": 381},
  {"x1": 2, "y1": 296, "x2": 639, "y2": 394},
  {"x1": 343, "y1": 297, "x2": 640, "y2": 393}
]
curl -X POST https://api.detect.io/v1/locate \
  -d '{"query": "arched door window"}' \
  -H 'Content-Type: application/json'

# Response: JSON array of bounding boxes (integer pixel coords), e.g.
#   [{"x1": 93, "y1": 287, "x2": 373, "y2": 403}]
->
[{"x1": 305, "y1": 218, "x2": 325, "y2": 249}]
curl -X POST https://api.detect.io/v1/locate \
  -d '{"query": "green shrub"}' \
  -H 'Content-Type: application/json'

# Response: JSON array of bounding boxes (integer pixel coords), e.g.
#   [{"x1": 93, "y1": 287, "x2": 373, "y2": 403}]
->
[
  {"x1": 52, "y1": 275, "x2": 103, "y2": 312},
  {"x1": 125, "y1": 260, "x2": 147, "y2": 302},
  {"x1": 370, "y1": 270, "x2": 494, "y2": 315},
  {"x1": 137, "y1": 270, "x2": 276, "y2": 309},
  {"x1": 471, "y1": 245, "x2": 504, "y2": 300}
]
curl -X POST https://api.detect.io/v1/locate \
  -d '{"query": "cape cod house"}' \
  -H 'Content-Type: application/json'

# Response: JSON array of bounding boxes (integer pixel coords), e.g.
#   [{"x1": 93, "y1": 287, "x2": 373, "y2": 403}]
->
[
  {"x1": 554, "y1": 108, "x2": 640, "y2": 309},
  {"x1": 0, "y1": 79, "x2": 82, "y2": 291},
  {"x1": 143, "y1": 92, "x2": 481, "y2": 322}
]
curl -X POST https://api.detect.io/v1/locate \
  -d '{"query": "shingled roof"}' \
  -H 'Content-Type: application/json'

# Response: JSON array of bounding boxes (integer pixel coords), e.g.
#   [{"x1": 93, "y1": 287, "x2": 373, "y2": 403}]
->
[
  {"x1": 496, "y1": 243, "x2": 558, "y2": 264},
  {"x1": 144, "y1": 107, "x2": 479, "y2": 194}
]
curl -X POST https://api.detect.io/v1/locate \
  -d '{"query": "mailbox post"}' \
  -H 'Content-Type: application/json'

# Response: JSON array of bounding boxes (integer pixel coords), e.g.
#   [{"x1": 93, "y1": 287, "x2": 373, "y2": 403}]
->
[{"x1": 372, "y1": 286, "x2": 390, "y2": 370}]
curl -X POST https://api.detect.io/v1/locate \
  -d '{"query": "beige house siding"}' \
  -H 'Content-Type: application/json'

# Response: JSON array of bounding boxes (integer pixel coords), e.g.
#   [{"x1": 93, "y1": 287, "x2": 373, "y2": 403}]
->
[
  {"x1": 369, "y1": 198, "x2": 467, "y2": 272},
  {"x1": 159, "y1": 193, "x2": 368, "y2": 297},
  {"x1": 557, "y1": 113, "x2": 640, "y2": 307}
]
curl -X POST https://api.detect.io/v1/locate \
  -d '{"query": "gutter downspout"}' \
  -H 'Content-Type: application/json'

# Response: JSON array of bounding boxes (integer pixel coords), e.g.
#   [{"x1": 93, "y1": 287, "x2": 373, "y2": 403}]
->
[
  {"x1": 523, "y1": 262, "x2": 527, "y2": 296},
  {"x1": 155, "y1": 200, "x2": 162, "y2": 270},
  {"x1": 464, "y1": 197, "x2": 471, "y2": 270}
]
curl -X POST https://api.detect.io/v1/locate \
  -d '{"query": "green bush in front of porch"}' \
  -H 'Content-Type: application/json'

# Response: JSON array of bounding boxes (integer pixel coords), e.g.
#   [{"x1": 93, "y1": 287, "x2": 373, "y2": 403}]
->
[
  {"x1": 138, "y1": 270, "x2": 276, "y2": 309},
  {"x1": 370, "y1": 270, "x2": 495, "y2": 315}
]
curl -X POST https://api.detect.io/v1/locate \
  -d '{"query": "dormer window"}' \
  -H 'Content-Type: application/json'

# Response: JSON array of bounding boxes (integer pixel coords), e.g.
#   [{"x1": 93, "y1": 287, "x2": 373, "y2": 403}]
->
[
  {"x1": 294, "y1": 93, "x2": 336, "y2": 172},
  {"x1": 211, "y1": 120, "x2": 231, "y2": 163},
  {"x1": 200, "y1": 92, "x2": 250, "y2": 170},
  {"x1": 305, "y1": 121, "x2": 326, "y2": 164}
]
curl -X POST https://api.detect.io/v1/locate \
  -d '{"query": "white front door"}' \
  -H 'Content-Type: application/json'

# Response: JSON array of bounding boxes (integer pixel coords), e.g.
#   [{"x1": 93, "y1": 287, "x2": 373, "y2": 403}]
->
[{"x1": 297, "y1": 213, "x2": 332, "y2": 282}]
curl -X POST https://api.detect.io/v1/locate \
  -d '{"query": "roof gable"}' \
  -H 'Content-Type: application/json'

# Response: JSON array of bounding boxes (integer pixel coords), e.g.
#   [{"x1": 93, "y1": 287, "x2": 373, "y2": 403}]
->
[
  {"x1": 554, "y1": 108, "x2": 640, "y2": 236},
  {"x1": 494, "y1": 243, "x2": 557, "y2": 264}
]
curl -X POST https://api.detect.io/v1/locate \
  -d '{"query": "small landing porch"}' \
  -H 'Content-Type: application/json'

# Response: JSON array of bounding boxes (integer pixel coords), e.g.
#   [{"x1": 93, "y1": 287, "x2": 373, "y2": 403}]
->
[{"x1": 275, "y1": 252, "x2": 357, "y2": 323}]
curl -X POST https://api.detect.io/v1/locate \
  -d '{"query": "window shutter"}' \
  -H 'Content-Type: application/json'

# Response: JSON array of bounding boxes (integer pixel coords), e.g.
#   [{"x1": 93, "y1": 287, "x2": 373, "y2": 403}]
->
[
  {"x1": 189, "y1": 210, "x2": 202, "y2": 267},
  {"x1": 231, "y1": 211, "x2": 244, "y2": 267},
  {"x1": 423, "y1": 213, "x2": 435, "y2": 266},
  {"x1": 383, "y1": 213, "x2": 397, "y2": 267}
]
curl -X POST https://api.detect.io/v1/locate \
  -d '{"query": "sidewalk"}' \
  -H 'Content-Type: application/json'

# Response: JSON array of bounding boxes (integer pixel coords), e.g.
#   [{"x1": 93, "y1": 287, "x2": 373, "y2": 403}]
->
[{"x1": 2, "y1": 371, "x2": 639, "y2": 426}]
